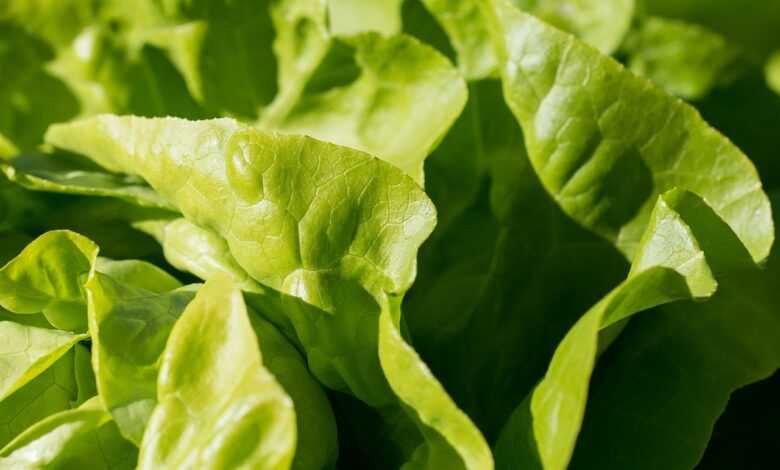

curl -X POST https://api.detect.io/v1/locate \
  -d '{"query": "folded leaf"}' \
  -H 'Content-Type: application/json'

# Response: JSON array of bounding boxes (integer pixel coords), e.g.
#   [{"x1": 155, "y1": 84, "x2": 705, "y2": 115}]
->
[
  {"x1": 86, "y1": 272, "x2": 196, "y2": 445},
  {"x1": 249, "y1": 311, "x2": 339, "y2": 470},
  {"x1": 418, "y1": 0, "x2": 498, "y2": 80},
  {"x1": 513, "y1": 0, "x2": 634, "y2": 54},
  {"x1": 481, "y1": 0, "x2": 773, "y2": 262},
  {"x1": 495, "y1": 189, "x2": 720, "y2": 470},
  {"x1": 567, "y1": 191, "x2": 780, "y2": 469},
  {"x1": 49, "y1": 115, "x2": 492, "y2": 470},
  {"x1": 405, "y1": 79, "x2": 628, "y2": 443},
  {"x1": 379, "y1": 295, "x2": 493, "y2": 470},
  {"x1": 264, "y1": 32, "x2": 467, "y2": 184},
  {"x1": 0, "y1": 322, "x2": 86, "y2": 402},
  {"x1": 138, "y1": 277, "x2": 296, "y2": 470},
  {"x1": 0, "y1": 397, "x2": 137, "y2": 469},
  {"x1": 0, "y1": 152, "x2": 176, "y2": 211},
  {"x1": 94, "y1": 257, "x2": 182, "y2": 293},
  {"x1": 133, "y1": 216, "x2": 300, "y2": 353},
  {"x1": 133, "y1": 218, "x2": 263, "y2": 294},
  {"x1": 88, "y1": 265, "x2": 338, "y2": 469},
  {"x1": 46, "y1": 116, "x2": 434, "y2": 402},
  {"x1": 0, "y1": 230, "x2": 98, "y2": 331}
]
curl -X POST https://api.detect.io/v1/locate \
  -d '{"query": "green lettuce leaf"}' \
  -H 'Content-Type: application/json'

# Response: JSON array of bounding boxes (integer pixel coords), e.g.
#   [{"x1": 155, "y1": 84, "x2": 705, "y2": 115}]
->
[
  {"x1": 132, "y1": 217, "x2": 300, "y2": 347},
  {"x1": 481, "y1": 0, "x2": 773, "y2": 262},
  {"x1": 405, "y1": 78, "x2": 627, "y2": 443},
  {"x1": 133, "y1": 218, "x2": 262, "y2": 294},
  {"x1": 0, "y1": 397, "x2": 137, "y2": 469},
  {"x1": 0, "y1": 231, "x2": 181, "y2": 451},
  {"x1": 512, "y1": 0, "x2": 634, "y2": 54},
  {"x1": 0, "y1": 347, "x2": 86, "y2": 449},
  {"x1": 45, "y1": 116, "x2": 435, "y2": 403},
  {"x1": 0, "y1": 230, "x2": 98, "y2": 331},
  {"x1": 249, "y1": 310, "x2": 339, "y2": 470},
  {"x1": 0, "y1": 152, "x2": 176, "y2": 211},
  {"x1": 622, "y1": 16, "x2": 748, "y2": 100},
  {"x1": 416, "y1": 0, "x2": 632, "y2": 81},
  {"x1": 138, "y1": 277, "x2": 296, "y2": 470},
  {"x1": 88, "y1": 266, "x2": 339, "y2": 469},
  {"x1": 0, "y1": 23, "x2": 78, "y2": 150},
  {"x1": 263, "y1": 32, "x2": 467, "y2": 184},
  {"x1": 48, "y1": 115, "x2": 492, "y2": 470},
  {"x1": 766, "y1": 50, "x2": 780, "y2": 95},
  {"x1": 86, "y1": 272, "x2": 196, "y2": 445},
  {"x1": 0, "y1": 322, "x2": 87, "y2": 401},
  {"x1": 135, "y1": 218, "x2": 360, "y2": 468},
  {"x1": 416, "y1": 0, "x2": 497, "y2": 80},
  {"x1": 566, "y1": 192, "x2": 780, "y2": 469},
  {"x1": 328, "y1": 0, "x2": 405, "y2": 36},
  {"x1": 93, "y1": 257, "x2": 182, "y2": 294},
  {"x1": 643, "y1": 0, "x2": 780, "y2": 60},
  {"x1": 126, "y1": 0, "x2": 277, "y2": 118},
  {"x1": 494, "y1": 189, "x2": 723, "y2": 470}
]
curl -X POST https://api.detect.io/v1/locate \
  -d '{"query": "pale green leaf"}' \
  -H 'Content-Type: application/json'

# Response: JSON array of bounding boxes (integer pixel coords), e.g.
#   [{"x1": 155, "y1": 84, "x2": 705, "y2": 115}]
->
[
  {"x1": 0, "y1": 230, "x2": 98, "y2": 332},
  {"x1": 0, "y1": 322, "x2": 86, "y2": 401},
  {"x1": 328, "y1": 0, "x2": 405, "y2": 36},
  {"x1": 514, "y1": 0, "x2": 634, "y2": 54},
  {"x1": 132, "y1": 217, "x2": 300, "y2": 342},
  {"x1": 49, "y1": 115, "x2": 492, "y2": 470},
  {"x1": 94, "y1": 258, "x2": 182, "y2": 293},
  {"x1": 86, "y1": 271, "x2": 195, "y2": 445},
  {"x1": 138, "y1": 277, "x2": 296, "y2": 470},
  {"x1": 0, "y1": 397, "x2": 137, "y2": 470},
  {"x1": 623, "y1": 17, "x2": 747, "y2": 100},
  {"x1": 133, "y1": 218, "x2": 262, "y2": 294},
  {"x1": 481, "y1": 0, "x2": 773, "y2": 262},
  {"x1": 419, "y1": 0, "x2": 497, "y2": 80},
  {"x1": 264, "y1": 32, "x2": 467, "y2": 184}
]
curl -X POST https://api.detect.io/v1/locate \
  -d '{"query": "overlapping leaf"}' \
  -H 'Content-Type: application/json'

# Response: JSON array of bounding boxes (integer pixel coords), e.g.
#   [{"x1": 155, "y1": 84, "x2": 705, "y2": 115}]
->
[
  {"x1": 47, "y1": 115, "x2": 492, "y2": 469},
  {"x1": 138, "y1": 277, "x2": 297, "y2": 470},
  {"x1": 0, "y1": 398, "x2": 137, "y2": 469},
  {"x1": 481, "y1": 0, "x2": 773, "y2": 262}
]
